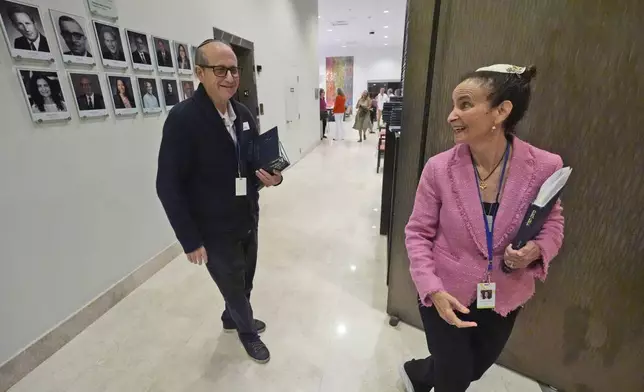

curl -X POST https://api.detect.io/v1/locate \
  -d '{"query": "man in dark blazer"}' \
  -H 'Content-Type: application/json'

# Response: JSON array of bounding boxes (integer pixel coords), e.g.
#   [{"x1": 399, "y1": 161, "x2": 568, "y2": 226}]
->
[
  {"x1": 131, "y1": 35, "x2": 151, "y2": 64},
  {"x1": 99, "y1": 28, "x2": 125, "y2": 61},
  {"x1": 76, "y1": 76, "x2": 105, "y2": 110},
  {"x1": 8, "y1": 5, "x2": 49, "y2": 52},
  {"x1": 157, "y1": 40, "x2": 282, "y2": 365},
  {"x1": 59, "y1": 15, "x2": 91, "y2": 57},
  {"x1": 155, "y1": 39, "x2": 172, "y2": 67}
]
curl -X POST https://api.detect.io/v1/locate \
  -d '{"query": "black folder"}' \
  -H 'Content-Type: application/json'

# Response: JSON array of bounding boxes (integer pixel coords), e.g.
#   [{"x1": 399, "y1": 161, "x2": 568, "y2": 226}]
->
[
  {"x1": 253, "y1": 126, "x2": 290, "y2": 174},
  {"x1": 503, "y1": 166, "x2": 572, "y2": 273}
]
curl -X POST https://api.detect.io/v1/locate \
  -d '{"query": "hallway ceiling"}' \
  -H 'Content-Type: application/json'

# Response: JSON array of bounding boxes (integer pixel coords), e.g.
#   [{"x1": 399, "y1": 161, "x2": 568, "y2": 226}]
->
[{"x1": 318, "y1": 0, "x2": 407, "y2": 50}]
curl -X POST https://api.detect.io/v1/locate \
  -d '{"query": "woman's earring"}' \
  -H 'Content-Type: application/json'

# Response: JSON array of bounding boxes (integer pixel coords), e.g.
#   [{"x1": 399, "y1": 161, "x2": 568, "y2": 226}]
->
[{"x1": 492, "y1": 125, "x2": 497, "y2": 131}]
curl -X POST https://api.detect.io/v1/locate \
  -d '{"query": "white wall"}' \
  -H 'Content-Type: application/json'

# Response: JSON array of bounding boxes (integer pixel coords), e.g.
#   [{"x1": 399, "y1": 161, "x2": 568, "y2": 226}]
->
[
  {"x1": 0, "y1": 0, "x2": 318, "y2": 365},
  {"x1": 318, "y1": 45, "x2": 402, "y2": 104}
]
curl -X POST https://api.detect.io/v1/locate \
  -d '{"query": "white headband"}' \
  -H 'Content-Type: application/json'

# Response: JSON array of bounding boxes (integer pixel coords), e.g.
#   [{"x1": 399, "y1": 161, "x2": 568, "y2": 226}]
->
[{"x1": 476, "y1": 64, "x2": 526, "y2": 74}]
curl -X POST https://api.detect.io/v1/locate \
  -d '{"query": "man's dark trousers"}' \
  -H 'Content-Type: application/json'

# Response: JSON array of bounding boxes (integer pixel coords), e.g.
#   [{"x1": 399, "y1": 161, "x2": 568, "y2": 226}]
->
[{"x1": 204, "y1": 227, "x2": 258, "y2": 341}]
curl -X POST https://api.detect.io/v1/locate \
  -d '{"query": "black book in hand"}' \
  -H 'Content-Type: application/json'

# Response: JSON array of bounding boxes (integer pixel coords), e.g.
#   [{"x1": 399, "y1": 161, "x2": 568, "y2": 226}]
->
[
  {"x1": 253, "y1": 126, "x2": 290, "y2": 174},
  {"x1": 503, "y1": 166, "x2": 573, "y2": 273}
]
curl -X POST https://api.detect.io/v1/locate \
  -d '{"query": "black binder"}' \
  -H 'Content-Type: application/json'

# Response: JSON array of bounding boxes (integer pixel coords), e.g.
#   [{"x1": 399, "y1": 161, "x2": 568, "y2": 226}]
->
[
  {"x1": 502, "y1": 166, "x2": 572, "y2": 273},
  {"x1": 253, "y1": 126, "x2": 290, "y2": 174}
]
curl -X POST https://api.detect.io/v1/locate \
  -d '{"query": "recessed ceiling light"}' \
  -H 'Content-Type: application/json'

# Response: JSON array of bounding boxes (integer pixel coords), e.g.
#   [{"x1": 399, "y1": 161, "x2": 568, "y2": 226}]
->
[
  {"x1": 384, "y1": 43, "x2": 388, "y2": 46},
  {"x1": 384, "y1": 10, "x2": 389, "y2": 13},
  {"x1": 342, "y1": 45, "x2": 347, "y2": 48},
  {"x1": 384, "y1": 25, "x2": 389, "y2": 29},
  {"x1": 384, "y1": 36, "x2": 388, "y2": 38},
  {"x1": 327, "y1": 29, "x2": 333, "y2": 32},
  {"x1": 318, "y1": 16, "x2": 321, "y2": 19}
]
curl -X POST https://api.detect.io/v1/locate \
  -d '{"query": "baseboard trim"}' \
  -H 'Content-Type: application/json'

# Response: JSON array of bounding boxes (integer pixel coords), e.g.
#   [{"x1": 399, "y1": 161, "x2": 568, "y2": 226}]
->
[{"x1": 0, "y1": 242, "x2": 183, "y2": 392}]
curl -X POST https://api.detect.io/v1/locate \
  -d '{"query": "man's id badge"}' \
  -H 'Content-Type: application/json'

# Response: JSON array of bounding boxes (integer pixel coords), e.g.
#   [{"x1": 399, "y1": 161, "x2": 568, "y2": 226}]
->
[
  {"x1": 242, "y1": 122, "x2": 250, "y2": 131},
  {"x1": 235, "y1": 177, "x2": 247, "y2": 196},
  {"x1": 477, "y1": 282, "x2": 496, "y2": 309}
]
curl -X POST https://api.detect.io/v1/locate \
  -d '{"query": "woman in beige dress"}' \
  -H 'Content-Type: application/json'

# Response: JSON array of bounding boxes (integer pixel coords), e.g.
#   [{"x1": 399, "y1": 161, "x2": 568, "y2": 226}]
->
[{"x1": 353, "y1": 90, "x2": 372, "y2": 142}]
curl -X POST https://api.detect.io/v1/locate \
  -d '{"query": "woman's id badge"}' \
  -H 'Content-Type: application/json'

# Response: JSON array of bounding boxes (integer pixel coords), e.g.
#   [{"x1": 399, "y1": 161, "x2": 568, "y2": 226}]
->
[
  {"x1": 235, "y1": 177, "x2": 247, "y2": 196},
  {"x1": 477, "y1": 282, "x2": 496, "y2": 309}
]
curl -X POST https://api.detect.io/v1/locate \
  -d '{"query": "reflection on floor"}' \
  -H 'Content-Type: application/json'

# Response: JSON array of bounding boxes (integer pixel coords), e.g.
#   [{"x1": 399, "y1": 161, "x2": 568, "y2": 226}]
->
[{"x1": 9, "y1": 124, "x2": 544, "y2": 391}]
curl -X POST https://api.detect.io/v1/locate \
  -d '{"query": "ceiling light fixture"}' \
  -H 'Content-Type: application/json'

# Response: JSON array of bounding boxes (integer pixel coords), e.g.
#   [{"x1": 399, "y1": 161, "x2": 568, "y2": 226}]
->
[
  {"x1": 384, "y1": 36, "x2": 388, "y2": 38},
  {"x1": 384, "y1": 43, "x2": 388, "y2": 46},
  {"x1": 342, "y1": 45, "x2": 347, "y2": 48},
  {"x1": 327, "y1": 29, "x2": 333, "y2": 32},
  {"x1": 384, "y1": 25, "x2": 389, "y2": 28},
  {"x1": 384, "y1": 10, "x2": 389, "y2": 13}
]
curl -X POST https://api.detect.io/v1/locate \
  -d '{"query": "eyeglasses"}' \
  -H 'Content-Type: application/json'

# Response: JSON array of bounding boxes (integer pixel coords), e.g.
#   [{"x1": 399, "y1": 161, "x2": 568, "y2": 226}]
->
[
  {"x1": 197, "y1": 65, "x2": 241, "y2": 78},
  {"x1": 62, "y1": 32, "x2": 85, "y2": 40}
]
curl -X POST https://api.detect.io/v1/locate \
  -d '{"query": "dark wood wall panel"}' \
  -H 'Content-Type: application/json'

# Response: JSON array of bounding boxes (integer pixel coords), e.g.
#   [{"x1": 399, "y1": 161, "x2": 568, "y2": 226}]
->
[
  {"x1": 385, "y1": 0, "x2": 438, "y2": 327},
  {"x1": 387, "y1": 1, "x2": 644, "y2": 391}
]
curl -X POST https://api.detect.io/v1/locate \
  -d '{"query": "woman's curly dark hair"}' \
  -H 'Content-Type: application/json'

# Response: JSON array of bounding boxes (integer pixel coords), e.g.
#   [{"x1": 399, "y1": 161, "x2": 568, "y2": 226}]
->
[{"x1": 29, "y1": 73, "x2": 65, "y2": 112}]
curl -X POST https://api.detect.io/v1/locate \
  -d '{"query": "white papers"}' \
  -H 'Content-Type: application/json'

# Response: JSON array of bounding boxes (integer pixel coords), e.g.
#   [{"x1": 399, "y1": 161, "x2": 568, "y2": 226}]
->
[{"x1": 534, "y1": 167, "x2": 573, "y2": 207}]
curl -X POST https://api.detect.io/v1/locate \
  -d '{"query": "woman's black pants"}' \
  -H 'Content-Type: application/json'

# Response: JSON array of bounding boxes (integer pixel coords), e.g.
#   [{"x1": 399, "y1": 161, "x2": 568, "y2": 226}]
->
[{"x1": 406, "y1": 303, "x2": 520, "y2": 392}]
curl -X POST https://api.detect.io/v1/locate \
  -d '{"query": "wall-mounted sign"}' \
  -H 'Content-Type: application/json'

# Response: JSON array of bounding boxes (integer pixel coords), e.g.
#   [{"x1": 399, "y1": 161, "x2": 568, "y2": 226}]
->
[{"x1": 87, "y1": 0, "x2": 117, "y2": 19}]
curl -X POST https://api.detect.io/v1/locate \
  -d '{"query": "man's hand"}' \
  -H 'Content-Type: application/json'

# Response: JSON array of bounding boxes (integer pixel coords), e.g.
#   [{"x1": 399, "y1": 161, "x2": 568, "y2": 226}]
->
[
  {"x1": 256, "y1": 169, "x2": 282, "y2": 187},
  {"x1": 430, "y1": 291, "x2": 477, "y2": 328},
  {"x1": 186, "y1": 246, "x2": 207, "y2": 265},
  {"x1": 504, "y1": 241, "x2": 541, "y2": 270}
]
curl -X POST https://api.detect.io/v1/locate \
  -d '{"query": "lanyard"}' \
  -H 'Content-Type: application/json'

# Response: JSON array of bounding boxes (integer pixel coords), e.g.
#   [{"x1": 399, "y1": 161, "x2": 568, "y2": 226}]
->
[{"x1": 473, "y1": 142, "x2": 510, "y2": 281}]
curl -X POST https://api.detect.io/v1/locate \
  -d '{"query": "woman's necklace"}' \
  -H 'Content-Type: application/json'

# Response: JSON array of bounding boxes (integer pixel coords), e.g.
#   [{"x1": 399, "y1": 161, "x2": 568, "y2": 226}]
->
[{"x1": 473, "y1": 146, "x2": 508, "y2": 191}]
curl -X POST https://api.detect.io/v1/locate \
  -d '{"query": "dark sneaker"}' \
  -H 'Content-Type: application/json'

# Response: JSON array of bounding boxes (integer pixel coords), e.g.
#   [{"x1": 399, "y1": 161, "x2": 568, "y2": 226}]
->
[
  {"x1": 223, "y1": 319, "x2": 266, "y2": 334},
  {"x1": 399, "y1": 360, "x2": 426, "y2": 392},
  {"x1": 241, "y1": 338, "x2": 270, "y2": 364}
]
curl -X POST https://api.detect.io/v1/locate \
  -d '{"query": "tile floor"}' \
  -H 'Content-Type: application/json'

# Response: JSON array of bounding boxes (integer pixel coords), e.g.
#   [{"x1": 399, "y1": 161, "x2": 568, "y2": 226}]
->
[{"x1": 9, "y1": 124, "x2": 544, "y2": 391}]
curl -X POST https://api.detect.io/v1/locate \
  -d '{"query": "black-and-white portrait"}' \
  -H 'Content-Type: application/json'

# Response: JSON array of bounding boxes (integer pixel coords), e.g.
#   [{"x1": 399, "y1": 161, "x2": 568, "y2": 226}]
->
[
  {"x1": 126, "y1": 30, "x2": 151, "y2": 66},
  {"x1": 174, "y1": 42, "x2": 191, "y2": 72},
  {"x1": 107, "y1": 75, "x2": 136, "y2": 112},
  {"x1": 69, "y1": 73, "x2": 107, "y2": 117},
  {"x1": 152, "y1": 36, "x2": 173, "y2": 69},
  {"x1": 161, "y1": 79, "x2": 179, "y2": 108},
  {"x1": 0, "y1": 0, "x2": 52, "y2": 60},
  {"x1": 50, "y1": 10, "x2": 92, "y2": 62},
  {"x1": 181, "y1": 80, "x2": 195, "y2": 101},
  {"x1": 93, "y1": 21, "x2": 126, "y2": 65},
  {"x1": 137, "y1": 77, "x2": 160, "y2": 112},
  {"x1": 17, "y1": 69, "x2": 70, "y2": 122}
]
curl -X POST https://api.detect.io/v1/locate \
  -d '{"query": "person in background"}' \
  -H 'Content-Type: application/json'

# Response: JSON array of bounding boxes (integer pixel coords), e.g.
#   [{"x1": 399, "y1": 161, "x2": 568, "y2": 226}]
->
[
  {"x1": 332, "y1": 88, "x2": 346, "y2": 141},
  {"x1": 376, "y1": 87, "x2": 389, "y2": 126},
  {"x1": 353, "y1": 90, "x2": 372, "y2": 142},
  {"x1": 113, "y1": 78, "x2": 135, "y2": 109},
  {"x1": 394, "y1": 88, "x2": 402, "y2": 97},
  {"x1": 29, "y1": 73, "x2": 65, "y2": 112},
  {"x1": 58, "y1": 16, "x2": 90, "y2": 57},
  {"x1": 369, "y1": 93, "x2": 378, "y2": 133},
  {"x1": 399, "y1": 64, "x2": 565, "y2": 392},
  {"x1": 319, "y1": 88, "x2": 328, "y2": 139},
  {"x1": 157, "y1": 40, "x2": 282, "y2": 365},
  {"x1": 387, "y1": 88, "x2": 394, "y2": 97},
  {"x1": 9, "y1": 5, "x2": 49, "y2": 52}
]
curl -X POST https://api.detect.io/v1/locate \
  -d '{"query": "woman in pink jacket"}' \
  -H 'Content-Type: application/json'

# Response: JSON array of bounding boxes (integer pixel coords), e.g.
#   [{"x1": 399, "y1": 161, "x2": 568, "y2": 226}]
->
[{"x1": 400, "y1": 64, "x2": 565, "y2": 392}]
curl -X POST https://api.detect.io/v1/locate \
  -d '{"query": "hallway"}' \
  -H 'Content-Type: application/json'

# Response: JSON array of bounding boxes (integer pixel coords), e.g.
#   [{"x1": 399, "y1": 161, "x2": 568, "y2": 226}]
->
[{"x1": 9, "y1": 129, "x2": 543, "y2": 391}]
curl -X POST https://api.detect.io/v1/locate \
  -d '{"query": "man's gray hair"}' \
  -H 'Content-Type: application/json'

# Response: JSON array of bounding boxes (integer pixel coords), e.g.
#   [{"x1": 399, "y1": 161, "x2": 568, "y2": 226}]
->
[{"x1": 194, "y1": 39, "x2": 231, "y2": 66}]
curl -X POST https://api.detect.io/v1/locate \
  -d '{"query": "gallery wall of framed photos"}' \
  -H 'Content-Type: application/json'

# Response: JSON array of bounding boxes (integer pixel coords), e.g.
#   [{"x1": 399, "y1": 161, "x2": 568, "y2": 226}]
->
[{"x1": 0, "y1": 0, "x2": 198, "y2": 124}]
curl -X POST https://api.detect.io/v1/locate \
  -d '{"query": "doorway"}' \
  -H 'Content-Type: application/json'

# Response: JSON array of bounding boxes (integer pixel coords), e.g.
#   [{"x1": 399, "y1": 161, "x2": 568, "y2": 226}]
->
[
  {"x1": 368, "y1": 79, "x2": 402, "y2": 98},
  {"x1": 212, "y1": 27, "x2": 260, "y2": 128}
]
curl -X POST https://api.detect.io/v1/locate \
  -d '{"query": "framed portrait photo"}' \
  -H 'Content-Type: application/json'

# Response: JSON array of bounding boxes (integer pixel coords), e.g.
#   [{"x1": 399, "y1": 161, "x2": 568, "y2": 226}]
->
[
  {"x1": 106, "y1": 74, "x2": 137, "y2": 116},
  {"x1": 160, "y1": 78, "x2": 179, "y2": 110},
  {"x1": 152, "y1": 36, "x2": 174, "y2": 74},
  {"x1": 16, "y1": 68, "x2": 71, "y2": 122},
  {"x1": 173, "y1": 41, "x2": 192, "y2": 75},
  {"x1": 68, "y1": 72, "x2": 108, "y2": 118},
  {"x1": 93, "y1": 20, "x2": 127, "y2": 69},
  {"x1": 179, "y1": 79, "x2": 195, "y2": 101},
  {"x1": 0, "y1": 0, "x2": 53, "y2": 61},
  {"x1": 137, "y1": 77, "x2": 161, "y2": 114},
  {"x1": 125, "y1": 29, "x2": 153, "y2": 71},
  {"x1": 50, "y1": 10, "x2": 94, "y2": 66}
]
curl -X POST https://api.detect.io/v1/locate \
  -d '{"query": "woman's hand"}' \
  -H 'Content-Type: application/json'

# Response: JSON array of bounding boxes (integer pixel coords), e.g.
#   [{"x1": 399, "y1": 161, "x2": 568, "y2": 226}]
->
[
  {"x1": 503, "y1": 241, "x2": 542, "y2": 269},
  {"x1": 429, "y1": 291, "x2": 477, "y2": 328}
]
